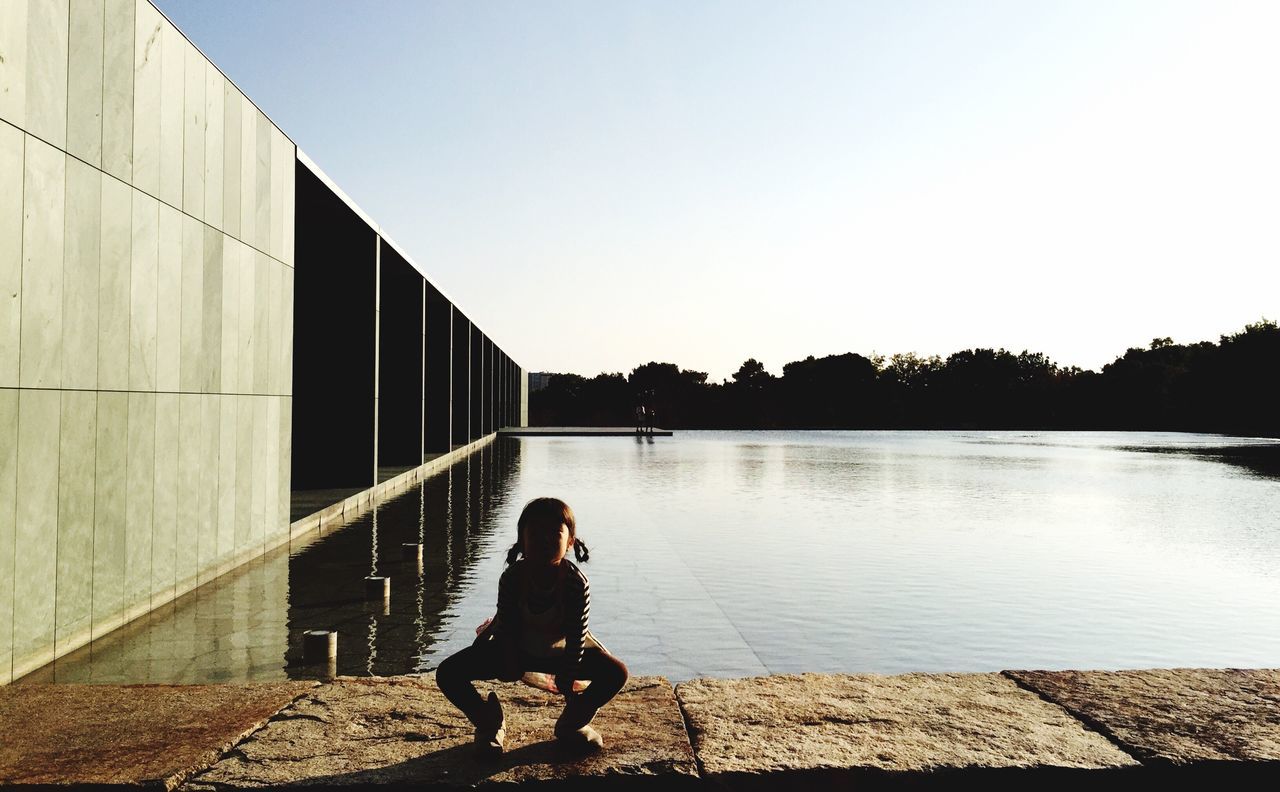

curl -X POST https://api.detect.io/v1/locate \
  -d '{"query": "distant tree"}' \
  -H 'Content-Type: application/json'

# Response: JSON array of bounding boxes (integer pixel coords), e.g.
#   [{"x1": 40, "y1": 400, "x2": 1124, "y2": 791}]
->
[
  {"x1": 1203, "y1": 318, "x2": 1279, "y2": 436},
  {"x1": 878, "y1": 352, "x2": 941, "y2": 427},
  {"x1": 530, "y1": 373, "x2": 588, "y2": 426},
  {"x1": 727, "y1": 358, "x2": 777, "y2": 427},
  {"x1": 526, "y1": 320, "x2": 1278, "y2": 437},
  {"x1": 628, "y1": 362, "x2": 709, "y2": 428},
  {"x1": 582, "y1": 372, "x2": 631, "y2": 426},
  {"x1": 781, "y1": 353, "x2": 880, "y2": 427},
  {"x1": 731, "y1": 358, "x2": 771, "y2": 388}
]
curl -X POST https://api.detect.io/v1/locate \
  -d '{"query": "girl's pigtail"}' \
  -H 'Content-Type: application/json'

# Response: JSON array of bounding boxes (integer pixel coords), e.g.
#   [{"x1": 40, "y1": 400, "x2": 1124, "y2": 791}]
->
[
  {"x1": 573, "y1": 538, "x2": 590, "y2": 563},
  {"x1": 505, "y1": 541, "x2": 522, "y2": 565}
]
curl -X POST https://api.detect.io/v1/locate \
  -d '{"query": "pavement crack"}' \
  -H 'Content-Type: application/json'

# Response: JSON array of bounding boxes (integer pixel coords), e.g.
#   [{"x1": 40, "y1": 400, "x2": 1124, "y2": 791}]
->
[
  {"x1": 275, "y1": 712, "x2": 330, "y2": 724},
  {"x1": 1000, "y1": 671, "x2": 1149, "y2": 765}
]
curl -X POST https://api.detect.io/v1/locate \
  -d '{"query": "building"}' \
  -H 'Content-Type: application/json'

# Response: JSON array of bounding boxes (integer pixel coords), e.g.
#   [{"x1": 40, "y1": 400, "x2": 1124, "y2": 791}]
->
[{"x1": 0, "y1": 0, "x2": 527, "y2": 684}]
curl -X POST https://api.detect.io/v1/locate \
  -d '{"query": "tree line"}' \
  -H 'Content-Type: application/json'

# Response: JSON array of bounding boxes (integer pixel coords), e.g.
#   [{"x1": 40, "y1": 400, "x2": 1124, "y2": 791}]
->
[{"x1": 529, "y1": 319, "x2": 1279, "y2": 438}]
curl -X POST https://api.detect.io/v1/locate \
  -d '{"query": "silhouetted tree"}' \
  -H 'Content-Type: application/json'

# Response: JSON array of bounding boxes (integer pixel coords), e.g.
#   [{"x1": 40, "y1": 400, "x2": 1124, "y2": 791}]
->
[
  {"x1": 527, "y1": 320, "x2": 1278, "y2": 437},
  {"x1": 628, "y1": 362, "x2": 709, "y2": 428},
  {"x1": 727, "y1": 359, "x2": 777, "y2": 427}
]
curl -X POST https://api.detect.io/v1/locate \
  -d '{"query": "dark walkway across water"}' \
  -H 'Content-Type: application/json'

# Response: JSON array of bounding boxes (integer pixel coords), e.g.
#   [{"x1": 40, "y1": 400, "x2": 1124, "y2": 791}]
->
[{"x1": 498, "y1": 427, "x2": 674, "y2": 437}]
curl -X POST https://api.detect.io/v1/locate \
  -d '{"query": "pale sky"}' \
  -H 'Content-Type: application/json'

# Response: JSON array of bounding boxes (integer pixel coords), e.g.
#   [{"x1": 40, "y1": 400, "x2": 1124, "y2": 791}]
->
[{"x1": 155, "y1": 0, "x2": 1280, "y2": 381}]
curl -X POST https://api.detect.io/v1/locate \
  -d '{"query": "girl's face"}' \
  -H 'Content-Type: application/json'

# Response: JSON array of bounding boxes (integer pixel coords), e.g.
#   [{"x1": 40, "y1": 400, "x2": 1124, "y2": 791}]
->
[{"x1": 522, "y1": 520, "x2": 573, "y2": 566}]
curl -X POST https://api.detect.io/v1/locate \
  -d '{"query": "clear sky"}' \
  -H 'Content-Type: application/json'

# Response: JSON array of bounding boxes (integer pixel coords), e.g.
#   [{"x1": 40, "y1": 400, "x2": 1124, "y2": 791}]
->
[{"x1": 155, "y1": 0, "x2": 1279, "y2": 381}]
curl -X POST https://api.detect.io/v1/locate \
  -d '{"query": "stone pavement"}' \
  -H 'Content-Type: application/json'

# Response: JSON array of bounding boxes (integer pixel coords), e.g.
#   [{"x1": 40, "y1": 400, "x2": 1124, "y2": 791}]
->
[
  {"x1": 0, "y1": 681, "x2": 316, "y2": 789},
  {"x1": 1006, "y1": 668, "x2": 1280, "y2": 765},
  {"x1": 0, "y1": 669, "x2": 1277, "y2": 790},
  {"x1": 678, "y1": 672, "x2": 1139, "y2": 789},
  {"x1": 186, "y1": 675, "x2": 698, "y2": 791}
]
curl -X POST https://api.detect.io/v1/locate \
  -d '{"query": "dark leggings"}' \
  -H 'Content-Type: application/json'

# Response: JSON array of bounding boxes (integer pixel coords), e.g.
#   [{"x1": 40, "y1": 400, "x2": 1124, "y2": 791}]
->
[{"x1": 436, "y1": 640, "x2": 629, "y2": 719}]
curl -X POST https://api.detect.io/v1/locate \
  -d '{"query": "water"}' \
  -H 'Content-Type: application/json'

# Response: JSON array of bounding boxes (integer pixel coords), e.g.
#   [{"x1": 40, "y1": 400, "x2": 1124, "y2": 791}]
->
[{"x1": 23, "y1": 431, "x2": 1280, "y2": 684}]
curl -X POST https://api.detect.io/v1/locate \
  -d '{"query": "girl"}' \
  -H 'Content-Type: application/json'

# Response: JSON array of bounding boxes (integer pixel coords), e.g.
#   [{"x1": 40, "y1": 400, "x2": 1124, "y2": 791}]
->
[{"x1": 436, "y1": 497, "x2": 629, "y2": 756}]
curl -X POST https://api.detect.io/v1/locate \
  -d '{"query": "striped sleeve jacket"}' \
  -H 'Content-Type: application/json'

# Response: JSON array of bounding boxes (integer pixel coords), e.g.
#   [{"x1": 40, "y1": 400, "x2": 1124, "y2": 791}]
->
[
  {"x1": 494, "y1": 559, "x2": 591, "y2": 674},
  {"x1": 560, "y1": 560, "x2": 590, "y2": 673}
]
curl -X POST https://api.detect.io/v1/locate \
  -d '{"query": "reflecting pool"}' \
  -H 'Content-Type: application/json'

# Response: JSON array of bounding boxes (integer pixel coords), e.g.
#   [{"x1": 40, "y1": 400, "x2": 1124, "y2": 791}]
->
[{"x1": 22, "y1": 431, "x2": 1280, "y2": 684}]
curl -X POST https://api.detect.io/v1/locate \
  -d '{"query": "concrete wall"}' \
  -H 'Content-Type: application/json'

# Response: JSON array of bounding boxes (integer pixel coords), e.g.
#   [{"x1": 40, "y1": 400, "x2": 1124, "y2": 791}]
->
[
  {"x1": 520, "y1": 368, "x2": 529, "y2": 427},
  {"x1": 0, "y1": 0, "x2": 296, "y2": 683}
]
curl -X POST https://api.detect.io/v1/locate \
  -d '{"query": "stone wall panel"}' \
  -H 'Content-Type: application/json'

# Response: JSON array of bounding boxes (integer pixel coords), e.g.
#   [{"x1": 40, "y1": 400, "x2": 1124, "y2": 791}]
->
[
  {"x1": 13, "y1": 389, "x2": 61, "y2": 676},
  {"x1": 219, "y1": 239, "x2": 240, "y2": 394},
  {"x1": 175, "y1": 393, "x2": 202, "y2": 591},
  {"x1": 101, "y1": 0, "x2": 135, "y2": 183},
  {"x1": 158, "y1": 20, "x2": 183, "y2": 207},
  {"x1": 253, "y1": 251, "x2": 270, "y2": 394},
  {"x1": 98, "y1": 173, "x2": 132, "y2": 390},
  {"x1": 156, "y1": 201, "x2": 182, "y2": 390},
  {"x1": 0, "y1": 0, "x2": 30, "y2": 130},
  {"x1": 197, "y1": 394, "x2": 219, "y2": 584},
  {"x1": 233, "y1": 393, "x2": 253, "y2": 555},
  {"x1": 203, "y1": 66, "x2": 224, "y2": 230},
  {"x1": 62, "y1": 157, "x2": 103, "y2": 389},
  {"x1": 254, "y1": 111, "x2": 270, "y2": 253},
  {"x1": 239, "y1": 93, "x2": 256, "y2": 247},
  {"x1": 201, "y1": 227, "x2": 224, "y2": 393},
  {"x1": 124, "y1": 391, "x2": 156, "y2": 615},
  {"x1": 264, "y1": 396, "x2": 281, "y2": 544},
  {"x1": 217, "y1": 396, "x2": 237, "y2": 566},
  {"x1": 151, "y1": 392, "x2": 179, "y2": 603},
  {"x1": 181, "y1": 41, "x2": 205, "y2": 219},
  {"x1": 131, "y1": 0, "x2": 162, "y2": 195},
  {"x1": 221, "y1": 84, "x2": 242, "y2": 239},
  {"x1": 24, "y1": 0, "x2": 69, "y2": 149},
  {"x1": 128, "y1": 190, "x2": 159, "y2": 390},
  {"x1": 67, "y1": 0, "x2": 105, "y2": 167},
  {"x1": 179, "y1": 214, "x2": 205, "y2": 392},
  {"x1": 0, "y1": 389, "x2": 17, "y2": 683},
  {"x1": 0, "y1": 125, "x2": 24, "y2": 387},
  {"x1": 55, "y1": 390, "x2": 97, "y2": 654},
  {"x1": 91, "y1": 391, "x2": 128, "y2": 641},
  {"x1": 19, "y1": 137, "x2": 65, "y2": 389}
]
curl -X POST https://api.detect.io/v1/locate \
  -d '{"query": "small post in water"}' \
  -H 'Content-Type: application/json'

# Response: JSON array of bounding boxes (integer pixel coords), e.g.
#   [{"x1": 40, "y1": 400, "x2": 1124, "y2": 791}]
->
[
  {"x1": 302, "y1": 630, "x2": 337, "y2": 664},
  {"x1": 365, "y1": 575, "x2": 391, "y2": 599}
]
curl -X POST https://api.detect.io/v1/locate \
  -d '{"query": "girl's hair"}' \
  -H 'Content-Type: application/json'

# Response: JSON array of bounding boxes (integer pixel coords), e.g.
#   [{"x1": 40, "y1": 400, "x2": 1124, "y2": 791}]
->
[{"x1": 506, "y1": 497, "x2": 590, "y2": 565}]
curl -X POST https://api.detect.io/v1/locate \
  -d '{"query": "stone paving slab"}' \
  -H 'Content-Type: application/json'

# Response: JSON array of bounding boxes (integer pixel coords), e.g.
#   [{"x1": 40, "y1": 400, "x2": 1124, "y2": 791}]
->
[
  {"x1": 186, "y1": 674, "x2": 698, "y2": 791},
  {"x1": 1006, "y1": 668, "x2": 1280, "y2": 765},
  {"x1": 676, "y1": 672, "x2": 1139, "y2": 789},
  {"x1": 0, "y1": 682, "x2": 316, "y2": 789}
]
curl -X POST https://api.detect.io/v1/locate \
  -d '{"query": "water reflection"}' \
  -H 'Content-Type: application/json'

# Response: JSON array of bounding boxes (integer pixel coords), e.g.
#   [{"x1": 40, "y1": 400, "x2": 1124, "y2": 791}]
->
[
  {"x1": 19, "y1": 431, "x2": 1280, "y2": 684},
  {"x1": 21, "y1": 440, "x2": 521, "y2": 684},
  {"x1": 281, "y1": 441, "x2": 520, "y2": 678},
  {"x1": 1115, "y1": 443, "x2": 1280, "y2": 482}
]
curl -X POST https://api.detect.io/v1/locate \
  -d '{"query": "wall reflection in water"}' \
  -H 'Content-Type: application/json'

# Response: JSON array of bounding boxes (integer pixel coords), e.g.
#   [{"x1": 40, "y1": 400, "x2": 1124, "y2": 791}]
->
[{"x1": 20, "y1": 440, "x2": 521, "y2": 684}]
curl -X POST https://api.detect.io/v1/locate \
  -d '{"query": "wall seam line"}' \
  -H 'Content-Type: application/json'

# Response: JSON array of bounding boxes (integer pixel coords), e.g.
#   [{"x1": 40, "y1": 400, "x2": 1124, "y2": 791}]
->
[
  {"x1": 96, "y1": 0, "x2": 106, "y2": 168},
  {"x1": 8, "y1": 129, "x2": 27, "y2": 684}
]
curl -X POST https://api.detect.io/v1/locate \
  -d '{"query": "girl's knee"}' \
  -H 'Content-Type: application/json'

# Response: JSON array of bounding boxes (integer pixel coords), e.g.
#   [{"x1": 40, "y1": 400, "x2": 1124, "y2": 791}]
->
[
  {"x1": 435, "y1": 652, "x2": 463, "y2": 689},
  {"x1": 604, "y1": 653, "x2": 629, "y2": 688}
]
